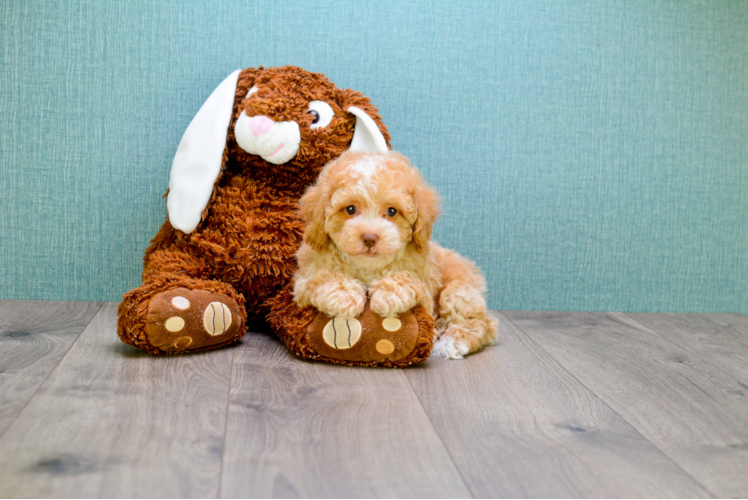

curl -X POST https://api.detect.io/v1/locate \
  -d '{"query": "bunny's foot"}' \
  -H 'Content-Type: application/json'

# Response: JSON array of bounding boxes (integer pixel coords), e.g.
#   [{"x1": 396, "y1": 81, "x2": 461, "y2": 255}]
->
[
  {"x1": 304, "y1": 302, "x2": 434, "y2": 366},
  {"x1": 266, "y1": 284, "x2": 434, "y2": 367},
  {"x1": 145, "y1": 288, "x2": 243, "y2": 353}
]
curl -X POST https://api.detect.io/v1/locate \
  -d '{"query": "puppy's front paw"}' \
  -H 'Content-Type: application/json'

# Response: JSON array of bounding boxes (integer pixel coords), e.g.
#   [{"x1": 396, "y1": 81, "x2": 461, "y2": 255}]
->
[
  {"x1": 311, "y1": 279, "x2": 367, "y2": 319},
  {"x1": 431, "y1": 335, "x2": 470, "y2": 360},
  {"x1": 369, "y1": 285, "x2": 417, "y2": 318}
]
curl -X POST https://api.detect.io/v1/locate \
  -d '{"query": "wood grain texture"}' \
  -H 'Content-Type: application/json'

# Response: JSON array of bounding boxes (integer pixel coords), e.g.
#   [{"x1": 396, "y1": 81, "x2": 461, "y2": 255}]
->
[
  {"x1": 2, "y1": 303, "x2": 746, "y2": 498},
  {"x1": 405, "y1": 312, "x2": 710, "y2": 498},
  {"x1": 701, "y1": 313, "x2": 748, "y2": 348},
  {"x1": 503, "y1": 310, "x2": 748, "y2": 498},
  {"x1": 0, "y1": 303, "x2": 235, "y2": 498},
  {"x1": 0, "y1": 300, "x2": 101, "y2": 438},
  {"x1": 626, "y1": 313, "x2": 748, "y2": 384},
  {"x1": 220, "y1": 330, "x2": 471, "y2": 499}
]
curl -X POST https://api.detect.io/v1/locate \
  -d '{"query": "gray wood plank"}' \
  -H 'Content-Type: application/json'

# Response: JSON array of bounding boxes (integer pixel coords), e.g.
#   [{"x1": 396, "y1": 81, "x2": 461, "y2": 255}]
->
[
  {"x1": 220, "y1": 330, "x2": 471, "y2": 499},
  {"x1": 627, "y1": 313, "x2": 748, "y2": 384},
  {"x1": 0, "y1": 300, "x2": 101, "y2": 438},
  {"x1": 404, "y1": 312, "x2": 710, "y2": 498},
  {"x1": 0, "y1": 302, "x2": 234, "y2": 498},
  {"x1": 702, "y1": 313, "x2": 748, "y2": 349},
  {"x1": 503, "y1": 311, "x2": 748, "y2": 498}
]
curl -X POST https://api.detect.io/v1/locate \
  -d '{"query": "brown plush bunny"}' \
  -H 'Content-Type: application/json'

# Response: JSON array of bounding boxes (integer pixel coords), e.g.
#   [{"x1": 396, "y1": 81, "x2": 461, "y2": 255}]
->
[{"x1": 118, "y1": 66, "x2": 434, "y2": 366}]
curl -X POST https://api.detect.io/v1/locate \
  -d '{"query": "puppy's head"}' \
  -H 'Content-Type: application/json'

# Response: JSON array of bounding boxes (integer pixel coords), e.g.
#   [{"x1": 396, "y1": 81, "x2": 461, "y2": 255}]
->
[{"x1": 300, "y1": 151, "x2": 440, "y2": 269}]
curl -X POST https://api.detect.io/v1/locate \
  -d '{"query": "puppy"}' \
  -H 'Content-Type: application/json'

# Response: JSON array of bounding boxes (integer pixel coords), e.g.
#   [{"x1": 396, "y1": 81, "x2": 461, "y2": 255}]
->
[{"x1": 293, "y1": 150, "x2": 498, "y2": 359}]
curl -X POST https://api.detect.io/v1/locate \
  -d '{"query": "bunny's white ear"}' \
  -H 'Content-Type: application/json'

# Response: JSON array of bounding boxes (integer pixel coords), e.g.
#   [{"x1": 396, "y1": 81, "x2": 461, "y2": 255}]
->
[
  {"x1": 347, "y1": 106, "x2": 389, "y2": 153},
  {"x1": 167, "y1": 70, "x2": 241, "y2": 233}
]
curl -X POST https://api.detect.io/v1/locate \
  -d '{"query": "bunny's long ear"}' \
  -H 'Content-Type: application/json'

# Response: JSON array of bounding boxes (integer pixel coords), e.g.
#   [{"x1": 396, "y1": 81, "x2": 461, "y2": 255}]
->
[
  {"x1": 167, "y1": 70, "x2": 241, "y2": 233},
  {"x1": 347, "y1": 106, "x2": 389, "y2": 153},
  {"x1": 338, "y1": 87, "x2": 391, "y2": 153}
]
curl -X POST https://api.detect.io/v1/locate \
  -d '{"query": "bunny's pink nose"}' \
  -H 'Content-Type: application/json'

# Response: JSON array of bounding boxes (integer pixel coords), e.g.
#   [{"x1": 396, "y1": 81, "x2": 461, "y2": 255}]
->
[{"x1": 249, "y1": 115, "x2": 274, "y2": 136}]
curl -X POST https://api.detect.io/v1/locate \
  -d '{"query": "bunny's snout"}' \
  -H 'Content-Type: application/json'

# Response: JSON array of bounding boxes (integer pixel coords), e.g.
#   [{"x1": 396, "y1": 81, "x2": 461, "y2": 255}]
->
[
  {"x1": 235, "y1": 111, "x2": 301, "y2": 165},
  {"x1": 248, "y1": 115, "x2": 274, "y2": 137}
]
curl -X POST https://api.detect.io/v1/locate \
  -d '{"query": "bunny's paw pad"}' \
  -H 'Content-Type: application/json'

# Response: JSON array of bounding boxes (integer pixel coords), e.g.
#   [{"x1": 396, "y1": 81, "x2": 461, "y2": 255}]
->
[
  {"x1": 145, "y1": 288, "x2": 241, "y2": 353},
  {"x1": 306, "y1": 302, "x2": 419, "y2": 363}
]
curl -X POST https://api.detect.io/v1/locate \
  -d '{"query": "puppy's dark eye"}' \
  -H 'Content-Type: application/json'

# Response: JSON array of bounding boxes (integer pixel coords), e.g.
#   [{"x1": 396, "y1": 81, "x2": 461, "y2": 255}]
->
[
  {"x1": 345, "y1": 205, "x2": 357, "y2": 215},
  {"x1": 309, "y1": 110, "x2": 320, "y2": 124},
  {"x1": 386, "y1": 207, "x2": 398, "y2": 217}
]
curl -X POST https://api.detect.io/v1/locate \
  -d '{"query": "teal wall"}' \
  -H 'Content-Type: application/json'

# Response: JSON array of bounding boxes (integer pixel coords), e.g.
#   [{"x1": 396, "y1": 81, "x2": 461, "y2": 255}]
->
[{"x1": 1, "y1": 0, "x2": 746, "y2": 313}]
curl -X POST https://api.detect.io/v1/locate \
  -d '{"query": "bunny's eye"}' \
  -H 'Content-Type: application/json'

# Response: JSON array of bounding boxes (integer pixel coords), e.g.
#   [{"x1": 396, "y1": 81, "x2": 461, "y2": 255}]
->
[
  {"x1": 345, "y1": 205, "x2": 357, "y2": 215},
  {"x1": 308, "y1": 101, "x2": 334, "y2": 129}
]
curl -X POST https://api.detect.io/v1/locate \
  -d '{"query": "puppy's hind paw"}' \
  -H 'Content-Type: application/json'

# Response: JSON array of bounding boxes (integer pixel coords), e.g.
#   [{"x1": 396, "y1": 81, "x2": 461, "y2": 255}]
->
[{"x1": 431, "y1": 336, "x2": 470, "y2": 360}]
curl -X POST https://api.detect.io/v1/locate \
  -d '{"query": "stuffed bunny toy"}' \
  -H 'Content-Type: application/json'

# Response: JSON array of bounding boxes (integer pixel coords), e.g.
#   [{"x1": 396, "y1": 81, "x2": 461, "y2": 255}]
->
[{"x1": 117, "y1": 66, "x2": 434, "y2": 366}]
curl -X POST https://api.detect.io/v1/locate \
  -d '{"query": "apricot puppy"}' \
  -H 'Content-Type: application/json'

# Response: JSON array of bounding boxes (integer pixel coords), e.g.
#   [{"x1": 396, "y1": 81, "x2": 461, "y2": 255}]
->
[{"x1": 293, "y1": 151, "x2": 498, "y2": 358}]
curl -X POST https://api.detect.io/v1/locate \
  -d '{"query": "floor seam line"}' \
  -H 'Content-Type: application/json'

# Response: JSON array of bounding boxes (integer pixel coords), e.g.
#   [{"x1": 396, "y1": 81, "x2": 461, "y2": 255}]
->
[
  {"x1": 699, "y1": 313, "x2": 748, "y2": 350},
  {"x1": 402, "y1": 370, "x2": 477, "y2": 499},
  {"x1": 620, "y1": 312, "x2": 747, "y2": 388},
  {"x1": 216, "y1": 341, "x2": 237, "y2": 499},
  {"x1": 497, "y1": 310, "x2": 718, "y2": 499},
  {"x1": 0, "y1": 301, "x2": 105, "y2": 444}
]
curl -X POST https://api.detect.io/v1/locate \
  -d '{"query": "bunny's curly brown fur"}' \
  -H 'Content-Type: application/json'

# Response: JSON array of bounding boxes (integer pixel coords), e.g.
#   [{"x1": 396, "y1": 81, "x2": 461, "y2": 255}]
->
[{"x1": 117, "y1": 66, "x2": 433, "y2": 365}]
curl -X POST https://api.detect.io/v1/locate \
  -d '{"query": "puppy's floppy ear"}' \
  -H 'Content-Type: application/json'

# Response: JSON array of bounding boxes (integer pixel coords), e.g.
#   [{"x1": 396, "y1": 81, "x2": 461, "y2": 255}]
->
[
  {"x1": 299, "y1": 183, "x2": 330, "y2": 252},
  {"x1": 166, "y1": 70, "x2": 242, "y2": 233},
  {"x1": 412, "y1": 182, "x2": 441, "y2": 253},
  {"x1": 337, "y1": 89, "x2": 392, "y2": 153}
]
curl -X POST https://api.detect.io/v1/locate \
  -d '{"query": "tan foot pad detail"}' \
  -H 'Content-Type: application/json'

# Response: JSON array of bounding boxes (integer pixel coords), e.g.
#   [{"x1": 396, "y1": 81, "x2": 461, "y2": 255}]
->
[
  {"x1": 376, "y1": 339, "x2": 395, "y2": 354},
  {"x1": 307, "y1": 303, "x2": 419, "y2": 363},
  {"x1": 146, "y1": 288, "x2": 241, "y2": 352},
  {"x1": 382, "y1": 317, "x2": 401, "y2": 332},
  {"x1": 204, "y1": 302, "x2": 232, "y2": 336},
  {"x1": 322, "y1": 317, "x2": 362, "y2": 349}
]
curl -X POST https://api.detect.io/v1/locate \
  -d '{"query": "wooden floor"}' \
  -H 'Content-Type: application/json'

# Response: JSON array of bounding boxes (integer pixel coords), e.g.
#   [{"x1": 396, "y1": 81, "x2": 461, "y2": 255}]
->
[{"x1": 0, "y1": 301, "x2": 746, "y2": 498}]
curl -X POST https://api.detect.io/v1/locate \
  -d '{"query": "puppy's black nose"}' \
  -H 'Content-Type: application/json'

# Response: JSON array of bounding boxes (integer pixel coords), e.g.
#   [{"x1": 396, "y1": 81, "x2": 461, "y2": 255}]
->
[{"x1": 362, "y1": 234, "x2": 379, "y2": 248}]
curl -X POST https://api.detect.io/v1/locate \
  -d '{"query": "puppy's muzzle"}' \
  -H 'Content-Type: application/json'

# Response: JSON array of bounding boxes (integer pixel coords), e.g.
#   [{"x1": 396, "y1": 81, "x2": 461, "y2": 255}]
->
[{"x1": 235, "y1": 112, "x2": 301, "y2": 165}]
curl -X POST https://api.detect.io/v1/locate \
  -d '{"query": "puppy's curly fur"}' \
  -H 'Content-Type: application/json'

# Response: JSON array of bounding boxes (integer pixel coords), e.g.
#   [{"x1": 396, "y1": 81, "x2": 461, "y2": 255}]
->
[{"x1": 294, "y1": 151, "x2": 498, "y2": 359}]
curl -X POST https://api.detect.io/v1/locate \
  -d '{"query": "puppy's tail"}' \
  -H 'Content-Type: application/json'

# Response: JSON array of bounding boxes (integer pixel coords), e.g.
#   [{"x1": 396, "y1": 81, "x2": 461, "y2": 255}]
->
[{"x1": 432, "y1": 245, "x2": 498, "y2": 359}]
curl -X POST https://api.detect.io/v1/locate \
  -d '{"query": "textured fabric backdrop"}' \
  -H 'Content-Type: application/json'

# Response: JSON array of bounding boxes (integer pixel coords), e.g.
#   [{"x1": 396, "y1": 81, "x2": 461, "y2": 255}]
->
[{"x1": 1, "y1": 0, "x2": 746, "y2": 313}]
